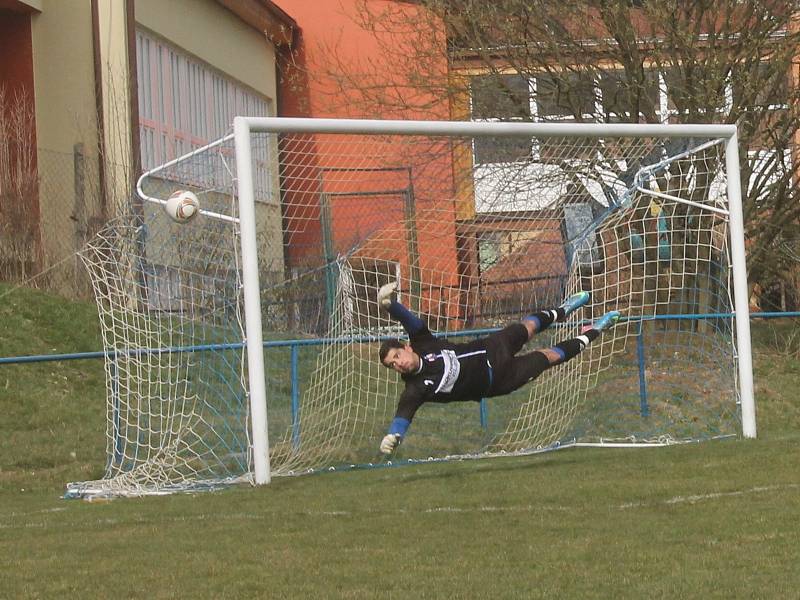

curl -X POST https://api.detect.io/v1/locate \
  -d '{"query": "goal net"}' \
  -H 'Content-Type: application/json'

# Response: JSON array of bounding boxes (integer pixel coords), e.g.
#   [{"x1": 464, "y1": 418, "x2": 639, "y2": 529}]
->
[{"x1": 66, "y1": 119, "x2": 753, "y2": 498}]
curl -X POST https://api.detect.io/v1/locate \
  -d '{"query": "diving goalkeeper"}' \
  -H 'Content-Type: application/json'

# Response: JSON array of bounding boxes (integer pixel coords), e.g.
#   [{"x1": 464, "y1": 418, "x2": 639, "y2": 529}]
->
[{"x1": 376, "y1": 282, "x2": 620, "y2": 455}]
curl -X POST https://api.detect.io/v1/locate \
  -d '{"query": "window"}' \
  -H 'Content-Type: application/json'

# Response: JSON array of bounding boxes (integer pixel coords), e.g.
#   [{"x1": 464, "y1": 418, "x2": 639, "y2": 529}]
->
[
  {"x1": 470, "y1": 71, "x2": 601, "y2": 164},
  {"x1": 732, "y1": 62, "x2": 791, "y2": 150},
  {"x1": 733, "y1": 62, "x2": 790, "y2": 110},
  {"x1": 474, "y1": 226, "x2": 567, "y2": 320},
  {"x1": 136, "y1": 29, "x2": 274, "y2": 201},
  {"x1": 663, "y1": 65, "x2": 731, "y2": 119},
  {"x1": 478, "y1": 230, "x2": 539, "y2": 273},
  {"x1": 534, "y1": 72, "x2": 598, "y2": 160},
  {"x1": 533, "y1": 72, "x2": 596, "y2": 121},
  {"x1": 470, "y1": 74, "x2": 533, "y2": 165},
  {"x1": 471, "y1": 74, "x2": 532, "y2": 120},
  {"x1": 599, "y1": 69, "x2": 660, "y2": 122},
  {"x1": 562, "y1": 203, "x2": 603, "y2": 274},
  {"x1": 477, "y1": 231, "x2": 501, "y2": 272}
]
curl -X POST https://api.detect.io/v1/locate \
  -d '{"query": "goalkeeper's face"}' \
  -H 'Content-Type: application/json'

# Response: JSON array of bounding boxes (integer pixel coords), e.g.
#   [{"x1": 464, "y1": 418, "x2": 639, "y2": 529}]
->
[{"x1": 382, "y1": 344, "x2": 421, "y2": 375}]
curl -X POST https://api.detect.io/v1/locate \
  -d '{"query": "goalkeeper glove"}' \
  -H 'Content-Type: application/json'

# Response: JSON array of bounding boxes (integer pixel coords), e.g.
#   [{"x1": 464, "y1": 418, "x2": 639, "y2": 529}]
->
[
  {"x1": 380, "y1": 433, "x2": 402, "y2": 455},
  {"x1": 377, "y1": 282, "x2": 398, "y2": 310}
]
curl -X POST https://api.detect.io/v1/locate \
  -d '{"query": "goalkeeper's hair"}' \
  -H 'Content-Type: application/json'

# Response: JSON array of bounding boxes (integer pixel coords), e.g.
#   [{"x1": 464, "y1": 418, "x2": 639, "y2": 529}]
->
[{"x1": 378, "y1": 339, "x2": 405, "y2": 364}]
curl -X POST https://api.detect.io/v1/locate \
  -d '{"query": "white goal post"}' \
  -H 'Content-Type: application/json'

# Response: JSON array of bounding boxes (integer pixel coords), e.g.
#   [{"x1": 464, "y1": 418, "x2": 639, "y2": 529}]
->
[
  {"x1": 232, "y1": 117, "x2": 755, "y2": 486},
  {"x1": 67, "y1": 117, "x2": 755, "y2": 498}
]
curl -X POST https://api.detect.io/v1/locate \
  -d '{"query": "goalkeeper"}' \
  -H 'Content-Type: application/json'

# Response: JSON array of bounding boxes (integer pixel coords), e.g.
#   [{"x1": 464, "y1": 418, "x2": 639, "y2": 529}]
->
[{"x1": 377, "y1": 282, "x2": 620, "y2": 455}]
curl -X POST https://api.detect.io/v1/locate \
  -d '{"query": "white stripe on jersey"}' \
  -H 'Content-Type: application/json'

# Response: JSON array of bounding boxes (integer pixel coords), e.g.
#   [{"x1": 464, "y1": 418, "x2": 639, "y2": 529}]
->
[
  {"x1": 433, "y1": 349, "x2": 487, "y2": 394},
  {"x1": 457, "y1": 350, "x2": 487, "y2": 359}
]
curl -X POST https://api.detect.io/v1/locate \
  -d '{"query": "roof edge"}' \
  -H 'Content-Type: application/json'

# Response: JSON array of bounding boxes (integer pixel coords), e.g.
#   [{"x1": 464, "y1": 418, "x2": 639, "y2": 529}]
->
[{"x1": 215, "y1": 0, "x2": 297, "y2": 48}]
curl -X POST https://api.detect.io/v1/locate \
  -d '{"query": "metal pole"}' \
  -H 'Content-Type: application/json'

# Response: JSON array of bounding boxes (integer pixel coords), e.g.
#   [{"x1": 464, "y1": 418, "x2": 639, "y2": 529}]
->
[
  {"x1": 319, "y1": 192, "x2": 336, "y2": 318},
  {"x1": 233, "y1": 117, "x2": 271, "y2": 483},
  {"x1": 725, "y1": 131, "x2": 757, "y2": 438},
  {"x1": 291, "y1": 345, "x2": 301, "y2": 450},
  {"x1": 111, "y1": 356, "x2": 122, "y2": 467},
  {"x1": 241, "y1": 117, "x2": 737, "y2": 140},
  {"x1": 636, "y1": 323, "x2": 649, "y2": 418},
  {"x1": 479, "y1": 399, "x2": 488, "y2": 430}
]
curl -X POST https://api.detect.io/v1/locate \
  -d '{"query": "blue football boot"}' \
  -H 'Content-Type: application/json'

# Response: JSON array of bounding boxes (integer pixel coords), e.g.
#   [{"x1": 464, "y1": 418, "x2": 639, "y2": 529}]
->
[
  {"x1": 590, "y1": 310, "x2": 621, "y2": 332},
  {"x1": 559, "y1": 291, "x2": 590, "y2": 318}
]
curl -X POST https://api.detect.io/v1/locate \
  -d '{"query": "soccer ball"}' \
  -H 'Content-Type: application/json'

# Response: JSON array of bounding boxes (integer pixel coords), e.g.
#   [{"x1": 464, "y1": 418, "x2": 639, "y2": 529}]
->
[{"x1": 165, "y1": 190, "x2": 200, "y2": 223}]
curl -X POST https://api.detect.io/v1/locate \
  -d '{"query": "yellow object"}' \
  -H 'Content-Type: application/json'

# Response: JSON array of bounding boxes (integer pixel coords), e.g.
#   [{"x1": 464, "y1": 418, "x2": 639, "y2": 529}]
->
[{"x1": 649, "y1": 199, "x2": 662, "y2": 217}]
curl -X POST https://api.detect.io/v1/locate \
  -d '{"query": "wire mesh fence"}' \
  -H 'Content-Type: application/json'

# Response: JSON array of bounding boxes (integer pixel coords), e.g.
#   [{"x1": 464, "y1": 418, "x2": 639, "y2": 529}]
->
[{"x1": 0, "y1": 141, "x2": 128, "y2": 301}]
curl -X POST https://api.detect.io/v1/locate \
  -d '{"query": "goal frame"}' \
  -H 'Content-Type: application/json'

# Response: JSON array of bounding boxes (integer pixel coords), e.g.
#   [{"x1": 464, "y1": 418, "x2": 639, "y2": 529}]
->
[{"x1": 232, "y1": 116, "x2": 756, "y2": 486}]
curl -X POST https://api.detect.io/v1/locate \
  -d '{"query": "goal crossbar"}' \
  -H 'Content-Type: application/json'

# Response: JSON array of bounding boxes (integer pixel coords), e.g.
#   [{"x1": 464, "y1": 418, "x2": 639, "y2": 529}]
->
[{"x1": 236, "y1": 116, "x2": 737, "y2": 139}]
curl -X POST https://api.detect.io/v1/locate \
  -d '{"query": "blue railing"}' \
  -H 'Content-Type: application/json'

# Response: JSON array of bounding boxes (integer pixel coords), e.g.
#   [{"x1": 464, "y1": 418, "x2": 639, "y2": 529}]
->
[
  {"x1": 2, "y1": 312, "x2": 798, "y2": 449},
  {"x1": 4, "y1": 311, "x2": 798, "y2": 367}
]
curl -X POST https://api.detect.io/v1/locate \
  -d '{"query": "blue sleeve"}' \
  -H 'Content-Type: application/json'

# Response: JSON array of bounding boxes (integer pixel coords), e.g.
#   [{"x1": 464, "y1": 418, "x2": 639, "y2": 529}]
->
[
  {"x1": 388, "y1": 417, "x2": 411, "y2": 437},
  {"x1": 386, "y1": 300, "x2": 426, "y2": 336}
]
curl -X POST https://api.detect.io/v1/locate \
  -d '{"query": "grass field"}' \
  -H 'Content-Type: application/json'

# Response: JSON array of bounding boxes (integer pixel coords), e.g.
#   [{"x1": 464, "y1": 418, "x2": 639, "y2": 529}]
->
[{"x1": 1, "y1": 285, "x2": 799, "y2": 598}]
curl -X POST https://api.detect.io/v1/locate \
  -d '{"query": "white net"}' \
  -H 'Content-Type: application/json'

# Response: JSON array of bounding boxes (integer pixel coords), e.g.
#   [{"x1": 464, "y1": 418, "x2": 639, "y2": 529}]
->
[{"x1": 67, "y1": 122, "x2": 741, "y2": 497}]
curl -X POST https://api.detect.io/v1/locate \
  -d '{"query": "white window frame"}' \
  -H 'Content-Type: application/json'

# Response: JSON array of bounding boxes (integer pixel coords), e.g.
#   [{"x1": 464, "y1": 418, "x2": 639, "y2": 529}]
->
[
  {"x1": 466, "y1": 66, "x2": 782, "y2": 213},
  {"x1": 468, "y1": 67, "x2": 746, "y2": 146},
  {"x1": 136, "y1": 29, "x2": 274, "y2": 202}
]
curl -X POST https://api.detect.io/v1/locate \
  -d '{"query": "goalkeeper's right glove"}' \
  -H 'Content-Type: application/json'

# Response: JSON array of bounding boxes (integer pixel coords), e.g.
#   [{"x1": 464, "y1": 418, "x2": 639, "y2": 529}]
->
[
  {"x1": 377, "y1": 282, "x2": 398, "y2": 310},
  {"x1": 380, "y1": 433, "x2": 402, "y2": 455}
]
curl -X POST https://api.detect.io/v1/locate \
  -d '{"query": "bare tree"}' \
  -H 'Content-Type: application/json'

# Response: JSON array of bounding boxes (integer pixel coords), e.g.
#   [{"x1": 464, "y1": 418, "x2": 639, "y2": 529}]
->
[
  {"x1": 311, "y1": 0, "x2": 800, "y2": 308},
  {"x1": 0, "y1": 86, "x2": 39, "y2": 283}
]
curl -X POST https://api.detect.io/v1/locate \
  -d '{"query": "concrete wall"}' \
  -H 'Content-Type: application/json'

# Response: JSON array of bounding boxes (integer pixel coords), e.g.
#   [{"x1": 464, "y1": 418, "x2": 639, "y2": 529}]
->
[
  {"x1": 30, "y1": 0, "x2": 103, "y2": 295},
  {"x1": 22, "y1": 0, "x2": 284, "y2": 297},
  {"x1": 136, "y1": 0, "x2": 283, "y2": 283},
  {"x1": 96, "y1": 0, "x2": 134, "y2": 213},
  {"x1": 136, "y1": 0, "x2": 277, "y2": 100},
  {"x1": 31, "y1": 1, "x2": 98, "y2": 156}
]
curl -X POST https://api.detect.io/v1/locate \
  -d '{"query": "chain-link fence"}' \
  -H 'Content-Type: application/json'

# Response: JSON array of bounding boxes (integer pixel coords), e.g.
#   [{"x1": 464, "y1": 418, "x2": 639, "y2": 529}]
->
[
  {"x1": 0, "y1": 142, "x2": 120, "y2": 301},
  {"x1": 0, "y1": 85, "x2": 133, "y2": 301}
]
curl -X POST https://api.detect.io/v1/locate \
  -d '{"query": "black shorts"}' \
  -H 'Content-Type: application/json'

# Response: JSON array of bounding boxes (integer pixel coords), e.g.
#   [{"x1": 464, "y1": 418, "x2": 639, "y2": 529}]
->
[{"x1": 484, "y1": 323, "x2": 550, "y2": 397}]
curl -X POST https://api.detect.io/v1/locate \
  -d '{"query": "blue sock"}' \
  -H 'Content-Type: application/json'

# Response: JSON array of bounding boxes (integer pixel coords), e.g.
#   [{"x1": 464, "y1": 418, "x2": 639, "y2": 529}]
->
[
  {"x1": 523, "y1": 309, "x2": 561, "y2": 332},
  {"x1": 551, "y1": 330, "x2": 598, "y2": 363}
]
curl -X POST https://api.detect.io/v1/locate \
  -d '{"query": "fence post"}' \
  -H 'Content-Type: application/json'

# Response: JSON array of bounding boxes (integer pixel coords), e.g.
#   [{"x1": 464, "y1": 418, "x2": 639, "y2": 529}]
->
[
  {"x1": 479, "y1": 398, "x2": 488, "y2": 429},
  {"x1": 291, "y1": 344, "x2": 301, "y2": 450},
  {"x1": 636, "y1": 322, "x2": 649, "y2": 418},
  {"x1": 111, "y1": 354, "x2": 123, "y2": 467}
]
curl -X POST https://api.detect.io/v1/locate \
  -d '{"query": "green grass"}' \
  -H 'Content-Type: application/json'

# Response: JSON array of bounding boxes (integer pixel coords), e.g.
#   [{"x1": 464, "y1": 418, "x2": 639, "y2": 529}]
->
[
  {"x1": 0, "y1": 284, "x2": 107, "y2": 490},
  {"x1": 1, "y1": 284, "x2": 799, "y2": 598}
]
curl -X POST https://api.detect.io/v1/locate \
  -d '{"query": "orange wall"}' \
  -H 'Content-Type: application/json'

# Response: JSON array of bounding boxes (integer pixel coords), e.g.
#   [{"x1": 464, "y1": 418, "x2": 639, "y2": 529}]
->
[
  {"x1": 275, "y1": 0, "x2": 449, "y2": 120},
  {"x1": 274, "y1": 1, "x2": 459, "y2": 315}
]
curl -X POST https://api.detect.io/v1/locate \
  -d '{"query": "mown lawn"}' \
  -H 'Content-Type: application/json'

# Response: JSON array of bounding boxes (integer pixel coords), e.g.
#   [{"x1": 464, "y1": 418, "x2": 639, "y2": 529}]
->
[{"x1": 1, "y1": 284, "x2": 798, "y2": 598}]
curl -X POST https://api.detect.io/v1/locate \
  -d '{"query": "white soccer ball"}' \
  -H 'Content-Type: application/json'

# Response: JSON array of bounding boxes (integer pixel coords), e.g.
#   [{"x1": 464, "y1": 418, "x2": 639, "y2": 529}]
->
[{"x1": 165, "y1": 190, "x2": 200, "y2": 223}]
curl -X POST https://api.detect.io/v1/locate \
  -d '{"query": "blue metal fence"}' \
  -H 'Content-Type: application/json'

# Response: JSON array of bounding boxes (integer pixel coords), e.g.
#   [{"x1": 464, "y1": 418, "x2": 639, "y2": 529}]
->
[{"x1": 2, "y1": 312, "x2": 798, "y2": 444}]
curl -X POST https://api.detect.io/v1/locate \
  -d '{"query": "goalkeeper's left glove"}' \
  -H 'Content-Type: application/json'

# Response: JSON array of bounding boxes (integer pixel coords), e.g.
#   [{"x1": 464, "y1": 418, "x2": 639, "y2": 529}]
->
[
  {"x1": 377, "y1": 282, "x2": 398, "y2": 310},
  {"x1": 380, "y1": 433, "x2": 402, "y2": 455}
]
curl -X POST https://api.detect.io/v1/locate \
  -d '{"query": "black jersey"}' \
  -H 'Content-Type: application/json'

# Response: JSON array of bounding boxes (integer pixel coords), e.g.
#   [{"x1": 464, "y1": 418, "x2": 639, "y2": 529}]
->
[{"x1": 394, "y1": 326, "x2": 492, "y2": 422}]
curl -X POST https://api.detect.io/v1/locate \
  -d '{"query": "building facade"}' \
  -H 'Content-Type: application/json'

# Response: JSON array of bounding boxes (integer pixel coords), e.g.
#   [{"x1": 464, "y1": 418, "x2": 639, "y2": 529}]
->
[{"x1": 0, "y1": 0, "x2": 295, "y2": 297}]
